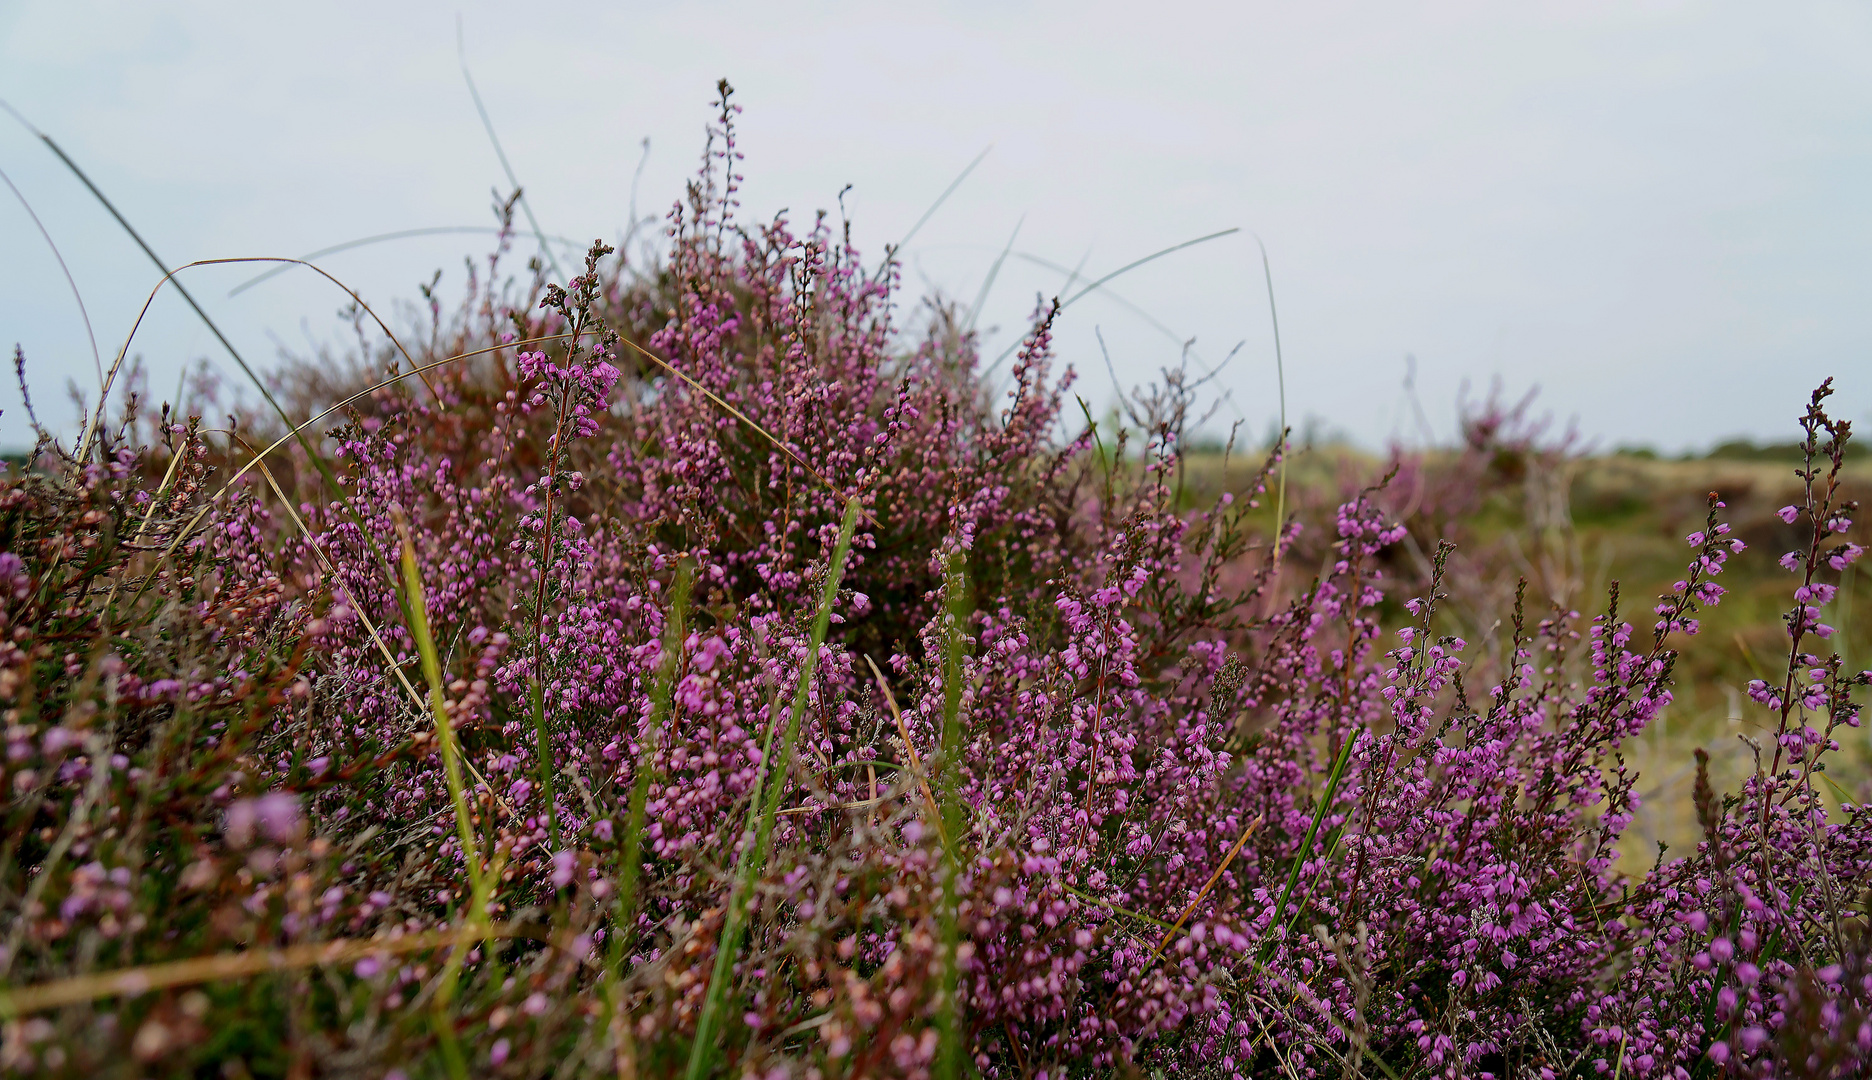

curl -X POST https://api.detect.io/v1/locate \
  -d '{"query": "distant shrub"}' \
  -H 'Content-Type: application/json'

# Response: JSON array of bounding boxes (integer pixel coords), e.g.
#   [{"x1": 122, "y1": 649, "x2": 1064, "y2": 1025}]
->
[{"x1": 1703, "y1": 439, "x2": 1835, "y2": 463}]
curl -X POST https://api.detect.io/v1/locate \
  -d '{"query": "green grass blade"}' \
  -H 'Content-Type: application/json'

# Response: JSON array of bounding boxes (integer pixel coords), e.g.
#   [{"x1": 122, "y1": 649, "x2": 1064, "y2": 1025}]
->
[
  {"x1": 227, "y1": 225, "x2": 586, "y2": 297},
  {"x1": 617, "y1": 558, "x2": 696, "y2": 930},
  {"x1": 983, "y1": 226, "x2": 1240, "y2": 377},
  {"x1": 10, "y1": 104, "x2": 418, "y2": 635},
  {"x1": 1254, "y1": 235, "x2": 1289, "y2": 558},
  {"x1": 397, "y1": 513, "x2": 483, "y2": 893},
  {"x1": 1260, "y1": 729, "x2": 1355, "y2": 963},
  {"x1": 963, "y1": 215, "x2": 1023, "y2": 337},
  {"x1": 396, "y1": 511, "x2": 486, "y2": 1080},
  {"x1": 603, "y1": 557, "x2": 696, "y2": 1059},
  {"x1": 21, "y1": 125, "x2": 292, "y2": 459},
  {"x1": 878, "y1": 145, "x2": 992, "y2": 282},
  {"x1": 1060, "y1": 228, "x2": 1240, "y2": 311},
  {"x1": 457, "y1": 17, "x2": 563, "y2": 281},
  {"x1": 0, "y1": 163, "x2": 101, "y2": 391},
  {"x1": 686, "y1": 496, "x2": 863, "y2": 1080},
  {"x1": 530, "y1": 676, "x2": 559, "y2": 848}
]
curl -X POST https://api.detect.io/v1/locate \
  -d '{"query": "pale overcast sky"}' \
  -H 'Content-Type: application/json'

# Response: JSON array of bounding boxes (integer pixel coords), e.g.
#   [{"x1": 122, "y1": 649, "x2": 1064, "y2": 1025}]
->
[{"x1": 1, "y1": 0, "x2": 1867, "y2": 452}]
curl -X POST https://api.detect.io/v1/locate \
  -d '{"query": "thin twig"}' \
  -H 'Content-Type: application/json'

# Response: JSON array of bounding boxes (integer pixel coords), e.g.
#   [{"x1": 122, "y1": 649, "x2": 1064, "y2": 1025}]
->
[
  {"x1": 0, "y1": 922, "x2": 542, "y2": 1016},
  {"x1": 1147, "y1": 815, "x2": 1263, "y2": 966},
  {"x1": 863, "y1": 654, "x2": 945, "y2": 840},
  {"x1": 614, "y1": 336, "x2": 874, "y2": 525}
]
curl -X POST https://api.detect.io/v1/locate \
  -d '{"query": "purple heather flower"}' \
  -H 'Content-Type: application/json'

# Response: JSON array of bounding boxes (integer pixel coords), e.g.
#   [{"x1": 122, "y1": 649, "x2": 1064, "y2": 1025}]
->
[{"x1": 225, "y1": 792, "x2": 302, "y2": 847}]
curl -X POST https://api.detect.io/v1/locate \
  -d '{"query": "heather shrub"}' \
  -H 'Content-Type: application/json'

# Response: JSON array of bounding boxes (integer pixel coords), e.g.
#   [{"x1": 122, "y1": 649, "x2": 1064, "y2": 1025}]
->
[{"x1": 1, "y1": 84, "x2": 1868, "y2": 1080}]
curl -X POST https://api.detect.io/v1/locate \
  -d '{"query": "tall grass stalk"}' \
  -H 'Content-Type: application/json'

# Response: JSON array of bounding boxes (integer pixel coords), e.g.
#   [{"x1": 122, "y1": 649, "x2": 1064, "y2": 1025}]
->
[
  {"x1": 1260, "y1": 730, "x2": 1355, "y2": 964},
  {"x1": 873, "y1": 145, "x2": 992, "y2": 285},
  {"x1": 602, "y1": 558, "x2": 693, "y2": 1075},
  {"x1": 395, "y1": 509, "x2": 491, "y2": 1080},
  {"x1": 616, "y1": 558, "x2": 696, "y2": 932},
  {"x1": 1254, "y1": 235, "x2": 1288, "y2": 558},
  {"x1": 984, "y1": 227, "x2": 1240, "y2": 377},
  {"x1": 617, "y1": 338, "x2": 855, "y2": 508},
  {"x1": 0, "y1": 111, "x2": 426, "y2": 463},
  {"x1": 105, "y1": 271, "x2": 573, "y2": 621},
  {"x1": 965, "y1": 215, "x2": 1023, "y2": 336},
  {"x1": 0, "y1": 162, "x2": 101, "y2": 391},
  {"x1": 456, "y1": 17, "x2": 563, "y2": 280},
  {"x1": 227, "y1": 226, "x2": 586, "y2": 296},
  {"x1": 0, "y1": 924, "x2": 530, "y2": 1018},
  {"x1": 685, "y1": 496, "x2": 863, "y2": 1080},
  {"x1": 81, "y1": 256, "x2": 433, "y2": 465}
]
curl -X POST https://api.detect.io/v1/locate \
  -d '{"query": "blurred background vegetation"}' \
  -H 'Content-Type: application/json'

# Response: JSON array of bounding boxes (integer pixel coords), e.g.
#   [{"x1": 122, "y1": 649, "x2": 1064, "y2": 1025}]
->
[{"x1": 1173, "y1": 420, "x2": 1868, "y2": 875}]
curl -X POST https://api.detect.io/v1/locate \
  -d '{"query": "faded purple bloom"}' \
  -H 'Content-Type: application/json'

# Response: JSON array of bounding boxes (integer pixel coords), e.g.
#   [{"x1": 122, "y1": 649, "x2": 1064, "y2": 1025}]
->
[{"x1": 224, "y1": 792, "x2": 303, "y2": 848}]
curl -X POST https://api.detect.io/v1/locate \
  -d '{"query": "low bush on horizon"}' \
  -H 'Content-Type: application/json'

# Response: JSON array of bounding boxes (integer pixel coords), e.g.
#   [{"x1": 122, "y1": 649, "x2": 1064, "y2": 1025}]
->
[{"x1": 1, "y1": 85, "x2": 1870, "y2": 1079}]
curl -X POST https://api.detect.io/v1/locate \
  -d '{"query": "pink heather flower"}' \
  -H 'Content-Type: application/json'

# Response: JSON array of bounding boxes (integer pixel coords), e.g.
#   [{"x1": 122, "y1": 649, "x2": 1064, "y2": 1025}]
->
[
  {"x1": 1778, "y1": 504, "x2": 1801, "y2": 524},
  {"x1": 490, "y1": 1039, "x2": 511, "y2": 1067},
  {"x1": 225, "y1": 792, "x2": 302, "y2": 847},
  {"x1": 254, "y1": 793, "x2": 303, "y2": 841},
  {"x1": 551, "y1": 850, "x2": 577, "y2": 889},
  {"x1": 1795, "y1": 583, "x2": 1838, "y2": 605}
]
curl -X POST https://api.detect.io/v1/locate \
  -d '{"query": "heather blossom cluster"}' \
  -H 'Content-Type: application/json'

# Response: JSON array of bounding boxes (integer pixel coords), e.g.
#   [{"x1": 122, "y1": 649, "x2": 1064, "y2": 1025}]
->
[{"x1": 0, "y1": 84, "x2": 1868, "y2": 1080}]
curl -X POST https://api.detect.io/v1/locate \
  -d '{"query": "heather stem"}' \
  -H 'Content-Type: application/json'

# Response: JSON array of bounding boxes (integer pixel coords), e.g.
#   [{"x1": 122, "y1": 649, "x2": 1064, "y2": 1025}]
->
[
  {"x1": 936, "y1": 546, "x2": 970, "y2": 1080},
  {"x1": 530, "y1": 378, "x2": 576, "y2": 849}
]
